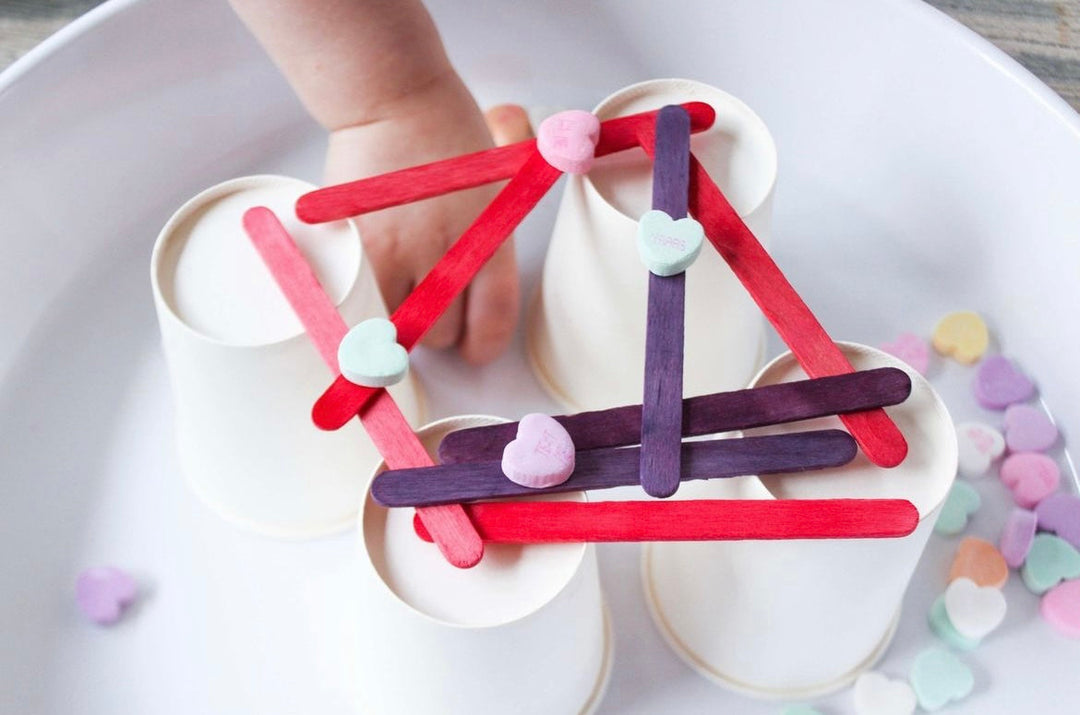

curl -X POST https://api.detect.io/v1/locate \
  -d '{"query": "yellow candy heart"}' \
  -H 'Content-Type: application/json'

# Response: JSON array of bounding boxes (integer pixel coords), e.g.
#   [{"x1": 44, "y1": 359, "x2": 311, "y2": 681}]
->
[{"x1": 932, "y1": 311, "x2": 989, "y2": 364}]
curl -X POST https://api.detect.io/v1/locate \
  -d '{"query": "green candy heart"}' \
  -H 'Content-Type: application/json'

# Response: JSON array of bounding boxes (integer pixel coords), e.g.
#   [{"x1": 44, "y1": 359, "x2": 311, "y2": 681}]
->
[
  {"x1": 337, "y1": 317, "x2": 409, "y2": 388},
  {"x1": 636, "y1": 209, "x2": 705, "y2": 277},
  {"x1": 934, "y1": 481, "x2": 981, "y2": 536},
  {"x1": 928, "y1": 595, "x2": 980, "y2": 650},
  {"x1": 1021, "y1": 533, "x2": 1080, "y2": 595},
  {"x1": 910, "y1": 647, "x2": 974, "y2": 711}
]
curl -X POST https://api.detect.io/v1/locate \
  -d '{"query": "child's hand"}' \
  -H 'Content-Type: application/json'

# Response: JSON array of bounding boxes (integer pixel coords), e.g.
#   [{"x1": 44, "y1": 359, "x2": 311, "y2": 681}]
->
[{"x1": 324, "y1": 76, "x2": 533, "y2": 365}]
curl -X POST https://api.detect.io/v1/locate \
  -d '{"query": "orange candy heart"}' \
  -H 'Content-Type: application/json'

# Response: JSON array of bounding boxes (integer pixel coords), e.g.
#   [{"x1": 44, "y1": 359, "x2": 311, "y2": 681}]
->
[{"x1": 949, "y1": 537, "x2": 1009, "y2": 588}]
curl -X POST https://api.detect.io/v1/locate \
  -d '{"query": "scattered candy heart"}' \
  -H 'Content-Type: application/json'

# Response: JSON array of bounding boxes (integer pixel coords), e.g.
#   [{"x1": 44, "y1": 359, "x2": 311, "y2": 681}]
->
[
  {"x1": 973, "y1": 355, "x2": 1035, "y2": 409},
  {"x1": 853, "y1": 671, "x2": 917, "y2": 715},
  {"x1": 1021, "y1": 534, "x2": 1080, "y2": 595},
  {"x1": 999, "y1": 452, "x2": 1060, "y2": 509},
  {"x1": 1040, "y1": 579, "x2": 1080, "y2": 638},
  {"x1": 337, "y1": 318, "x2": 409, "y2": 387},
  {"x1": 501, "y1": 413, "x2": 576, "y2": 488},
  {"x1": 1002, "y1": 404, "x2": 1058, "y2": 453},
  {"x1": 934, "y1": 481, "x2": 981, "y2": 536},
  {"x1": 932, "y1": 311, "x2": 988, "y2": 364},
  {"x1": 955, "y1": 421, "x2": 1005, "y2": 478},
  {"x1": 944, "y1": 577, "x2": 1007, "y2": 640},
  {"x1": 1035, "y1": 493, "x2": 1080, "y2": 550},
  {"x1": 880, "y1": 332, "x2": 930, "y2": 375},
  {"x1": 76, "y1": 566, "x2": 137, "y2": 625},
  {"x1": 636, "y1": 209, "x2": 705, "y2": 277},
  {"x1": 910, "y1": 647, "x2": 974, "y2": 711},
  {"x1": 949, "y1": 536, "x2": 1008, "y2": 588},
  {"x1": 929, "y1": 595, "x2": 981, "y2": 650},
  {"x1": 536, "y1": 109, "x2": 600, "y2": 174},
  {"x1": 999, "y1": 508, "x2": 1038, "y2": 568}
]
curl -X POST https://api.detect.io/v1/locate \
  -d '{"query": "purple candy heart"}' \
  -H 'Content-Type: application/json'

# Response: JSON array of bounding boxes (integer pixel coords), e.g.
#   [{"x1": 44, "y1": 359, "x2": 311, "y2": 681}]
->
[
  {"x1": 1003, "y1": 404, "x2": 1058, "y2": 453},
  {"x1": 999, "y1": 508, "x2": 1038, "y2": 568},
  {"x1": 973, "y1": 356, "x2": 1035, "y2": 410},
  {"x1": 76, "y1": 567, "x2": 137, "y2": 625},
  {"x1": 1036, "y1": 493, "x2": 1080, "y2": 550}
]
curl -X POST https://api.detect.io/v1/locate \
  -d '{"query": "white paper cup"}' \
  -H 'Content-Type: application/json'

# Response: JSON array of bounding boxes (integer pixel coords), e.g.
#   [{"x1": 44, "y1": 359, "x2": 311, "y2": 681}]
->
[
  {"x1": 357, "y1": 415, "x2": 612, "y2": 715},
  {"x1": 151, "y1": 175, "x2": 423, "y2": 538},
  {"x1": 528, "y1": 79, "x2": 777, "y2": 411},
  {"x1": 644, "y1": 343, "x2": 957, "y2": 699}
]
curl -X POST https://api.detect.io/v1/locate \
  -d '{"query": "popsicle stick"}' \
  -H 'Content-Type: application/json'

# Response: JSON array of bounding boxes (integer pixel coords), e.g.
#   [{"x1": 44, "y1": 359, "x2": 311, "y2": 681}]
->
[
  {"x1": 640, "y1": 105, "x2": 692, "y2": 498},
  {"x1": 371, "y1": 429, "x2": 857, "y2": 508},
  {"x1": 413, "y1": 498, "x2": 920, "y2": 543},
  {"x1": 312, "y1": 150, "x2": 562, "y2": 431},
  {"x1": 295, "y1": 102, "x2": 717, "y2": 224},
  {"x1": 243, "y1": 207, "x2": 483, "y2": 568},
  {"x1": 437, "y1": 367, "x2": 911, "y2": 464}
]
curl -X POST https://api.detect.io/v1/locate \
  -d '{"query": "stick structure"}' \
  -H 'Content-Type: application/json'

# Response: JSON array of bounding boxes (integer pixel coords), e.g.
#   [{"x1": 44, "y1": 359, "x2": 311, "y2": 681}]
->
[
  {"x1": 437, "y1": 367, "x2": 911, "y2": 464},
  {"x1": 243, "y1": 207, "x2": 483, "y2": 568},
  {"x1": 413, "y1": 498, "x2": 920, "y2": 543},
  {"x1": 372, "y1": 430, "x2": 857, "y2": 508}
]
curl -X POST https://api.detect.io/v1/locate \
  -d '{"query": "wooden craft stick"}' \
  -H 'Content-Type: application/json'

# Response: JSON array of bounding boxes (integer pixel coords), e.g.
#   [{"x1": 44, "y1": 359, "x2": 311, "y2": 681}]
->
[
  {"x1": 312, "y1": 150, "x2": 562, "y2": 431},
  {"x1": 640, "y1": 105, "x2": 692, "y2": 498},
  {"x1": 243, "y1": 207, "x2": 483, "y2": 568},
  {"x1": 634, "y1": 120, "x2": 908, "y2": 468},
  {"x1": 437, "y1": 367, "x2": 911, "y2": 464},
  {"x1": 413, "y1": 498, "x2": 920, "y2": 543},
  {"x1": 371, "y1": 429, "x2": 856, "y2": 508},
  {"x1": 295, "y1": 102, "x2": 717, "y2": 224}
]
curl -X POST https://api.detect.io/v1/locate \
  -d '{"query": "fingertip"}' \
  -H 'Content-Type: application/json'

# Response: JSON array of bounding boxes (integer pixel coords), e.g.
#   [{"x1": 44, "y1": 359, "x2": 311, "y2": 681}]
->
[{"x1": 484, "y1": 104, "x2": 534, "y2": 146}]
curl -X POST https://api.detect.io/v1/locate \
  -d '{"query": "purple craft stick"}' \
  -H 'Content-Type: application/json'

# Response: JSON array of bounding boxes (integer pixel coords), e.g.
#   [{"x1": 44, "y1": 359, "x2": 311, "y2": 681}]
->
[
  {"x1": 438, "y1": 366, "x2": 911, "y2": 464},
  {"x1": 372, "y1": 429, "x2": 857, "y2": 508},
  {"x1": 640, "y1": 104, "x2": 692, "y2": 498}
]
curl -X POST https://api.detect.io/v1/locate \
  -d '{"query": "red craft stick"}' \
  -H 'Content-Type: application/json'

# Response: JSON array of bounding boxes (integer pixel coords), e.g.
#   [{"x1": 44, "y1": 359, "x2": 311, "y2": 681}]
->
[
  {"x1": 295, "y1": 102, "x2": 717, "y2": 224},
  {"x1": 413, "y1": 498, "x2": 919, "y2": 543},
  {"x1": 634, "y1": 124, "x2": 908, "y2": 468},
  {"x1": 312, "y1": 150, "x2": 562, "y2": 431},
  {"x1": 243, "y1": 207, "x2": 483, "y2": 568}
]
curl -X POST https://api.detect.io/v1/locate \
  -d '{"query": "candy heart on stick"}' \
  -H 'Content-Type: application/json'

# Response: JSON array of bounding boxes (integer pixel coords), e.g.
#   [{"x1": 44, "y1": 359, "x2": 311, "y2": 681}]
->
[
  {"x1": 501, "y1": 413, "x2": 576, "y2": 488},
  {"x1": 537, "y1": 110, "x2": 600, "y2": 174}
]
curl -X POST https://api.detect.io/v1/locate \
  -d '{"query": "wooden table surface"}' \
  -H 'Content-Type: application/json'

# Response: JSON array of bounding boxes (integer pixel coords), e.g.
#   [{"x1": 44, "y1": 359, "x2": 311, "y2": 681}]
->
[{"x1": 2, "y1": 0, "x2": 1079, "y2": 110}]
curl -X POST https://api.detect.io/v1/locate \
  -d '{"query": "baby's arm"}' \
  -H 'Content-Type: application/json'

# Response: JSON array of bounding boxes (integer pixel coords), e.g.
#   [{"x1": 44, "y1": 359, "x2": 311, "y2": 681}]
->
[{"x1": 229, "y1": 0, "x2": 529, "y2": 364}]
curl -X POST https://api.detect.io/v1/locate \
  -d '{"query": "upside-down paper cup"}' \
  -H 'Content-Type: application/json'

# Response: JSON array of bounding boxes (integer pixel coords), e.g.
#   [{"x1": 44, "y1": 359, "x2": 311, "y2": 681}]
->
[
  {"x1": 356, "y1": 416, "x2": 612, "y2": 715},
  {"x1": 151, "y1": 175, "x2": 423, "y2": 538},
  {"x1": 644, "y1": 344, "x2": 957, "y2": 699},
  {"x1": 528, "y1": 79, "x2": 777, "y2": 411}
]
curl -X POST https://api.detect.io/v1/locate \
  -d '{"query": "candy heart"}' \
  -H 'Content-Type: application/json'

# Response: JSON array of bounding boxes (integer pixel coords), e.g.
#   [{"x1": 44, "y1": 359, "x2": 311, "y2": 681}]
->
[
  {"x1": 950, "y1": 536, "x2": 1008, "y2": 588},
  {"x1": 1021, "y1": 534, "x2": 1080, "y2": 595},
  {"x1": 337, "y1": 318, "x2": 409, "y2": 387},
  {"x1": 76, "y1": 566, "x2": 137, "y2": 625},
  {"x1": 501, "y1": 413, "x2": 576, "y2": 488},
  {"x1": 999, "y1": 452, "x2": 1060, "y2": 509},
  {"x1": 944, "y1": 577, "x2": 1007, "y2": 640},
  {"x1": 880, "y1": 332, "x2": 930, "y2": 375},
  {"x1": 1041, "y1": 579, "x2": 1080, "y2": 638},
  {"x1": 636, "y1": 209, "x2": 705, "y2": 277},
  {"x1": 934, "y1": 481, "x2": 981, "y2": 536},
  {"x1": 999, "y1": 507, "x2": 1038, "y2": 568},
  {"x1": 955, "y1": 421, "x2": 1005, "y2": 478},
  {"x1": 973, "y1": 355, "x2": 1035, "y2": 409},
  {"x1": 853, "y1": 671, "x2": 917, "y2": 715},
  {"x1": 929, "y1": 595, "x2": 981, "y2": 650},
  {"x1": 537, "y1": 109, "x2": 600, "y2": 174},
  {"x1": 932, "y1": 311, "x2": 988, "y2": 364},
  {"x1": 910, "y1": 647, "x2": 974, "y2": 711},
  {"x1": 1035, "y1": 493, "x2": 1080, "y2": 550},
  {"x1": 1002, "y1": 404, "x2": 1058, "y2": 453}
]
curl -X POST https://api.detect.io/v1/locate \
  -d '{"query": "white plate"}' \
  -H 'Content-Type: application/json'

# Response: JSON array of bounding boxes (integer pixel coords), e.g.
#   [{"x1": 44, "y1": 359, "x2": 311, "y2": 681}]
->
[{"x1": 2, "y1": 0, "x2": 1079, "y2": 712}]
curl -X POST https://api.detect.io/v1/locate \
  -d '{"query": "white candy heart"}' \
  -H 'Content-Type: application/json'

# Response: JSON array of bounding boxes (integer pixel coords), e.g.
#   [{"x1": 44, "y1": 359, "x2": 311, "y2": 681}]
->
[
  {"x1": 853, "y1": 671, "x2": 917, "y2": 715},
  {"x1": 955, "y1": 421, "x2": 1005, "y2": 478},
  {"x1": 944, "y1": 577, "x2": 1007, "y2": 640},
  {"x1": 636, "y1": 209, "x2": 705, "y2": 277}
]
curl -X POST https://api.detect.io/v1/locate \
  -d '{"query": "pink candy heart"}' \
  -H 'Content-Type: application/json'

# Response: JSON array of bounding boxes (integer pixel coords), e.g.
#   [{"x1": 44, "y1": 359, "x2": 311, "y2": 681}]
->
[
  {"x1": 999, "y1": 453, "x2": 1060, "y2": 509},
  {"x1": 1036, "y1": 493, "x2": 1080, "y2": 550},
  {"x1": 1003, "y1": 404, "x2": 1058, "y2": 453},
  {"x1": 76, "y1": 566, "x2": 137, "y2": 625},
  {"x1": 973, "y1": 355, "x2": 1035, "y2": 410},
  {"x1": 880, "y1": 332, "x2": 930, "y2": 375},
  {"x1": 501, "y1": 413, "x2": 576, "y2": 488},
  {"x1": 537, "y1": 110, "x2": 600, "y2": 174},
  {"x1": 1041, "y1": 579, "x2": 1080, "y2": 638},
  {"x1": 999, "y1": 507, "x2": 1038, "y2": 568}
]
